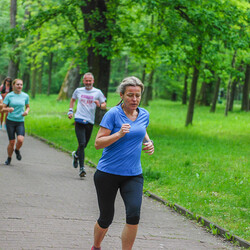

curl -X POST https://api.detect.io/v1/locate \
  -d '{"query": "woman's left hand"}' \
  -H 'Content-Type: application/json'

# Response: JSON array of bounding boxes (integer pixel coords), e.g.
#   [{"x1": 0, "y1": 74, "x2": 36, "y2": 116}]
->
[
  {"x1": 22, "y1": 111, "x2": 28, "y2": 116},
  {"x1": 142, "y1": 141, "x2": 154, "y2": 155}
]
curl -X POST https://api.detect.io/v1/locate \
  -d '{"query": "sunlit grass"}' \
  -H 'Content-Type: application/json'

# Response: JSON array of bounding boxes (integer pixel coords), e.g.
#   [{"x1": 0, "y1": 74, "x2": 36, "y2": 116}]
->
[{"x1": 26, "y1": 94, "x2": 250, "y2": 241}]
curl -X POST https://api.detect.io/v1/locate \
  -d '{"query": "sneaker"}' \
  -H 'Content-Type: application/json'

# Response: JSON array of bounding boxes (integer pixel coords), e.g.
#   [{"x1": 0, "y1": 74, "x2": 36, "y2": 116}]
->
[
  {"x1": 5, "y1": 157, "x2": 11, "y2": 165},
  {"x1": 91, "y1": 246, "x2": 101, "y2": 250},
  {"x1": 15, "y1": 149, "x2": 22, "y2": 161},
  {"x1": 79, "y1": 167, "x2": 86, "y2": 177},
  {"x1": 72, "y1": 151, "x2": 78, "y2": 168}
]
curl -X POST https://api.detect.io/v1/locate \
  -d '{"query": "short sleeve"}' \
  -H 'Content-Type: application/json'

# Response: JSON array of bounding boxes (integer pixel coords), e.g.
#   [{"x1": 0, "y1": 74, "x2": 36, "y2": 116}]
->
[
  {"x1": 25, "y1": 94, "x2": 29, "y2": 105},
  {"x1": 98, "y1": 90, "x2": 106, "y2": 103},
  {"x1": 99, "y1": 108, "x2": 116, "y2": 131},
  {"x1": 72, "y1": 89, "x2": 78, "y2": 100},
  {"x1": 3, "y1": 94, "x2": 9, "y2": 105}
]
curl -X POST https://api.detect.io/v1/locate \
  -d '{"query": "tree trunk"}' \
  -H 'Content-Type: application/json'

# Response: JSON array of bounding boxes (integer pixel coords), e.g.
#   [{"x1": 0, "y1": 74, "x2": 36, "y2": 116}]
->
[
  {"x1": 141, "y1": 64, "x2": 146, "y2": 84},
  {"x1": 23, "y1": 66, "x2": 30, "y2": 92},
  {"x1": 142, "y1": 69, "x2": 154, "y2": 106},
  {"x1": 185, "y1": 43, "x2": 202, "y2": 126},
  {"x1": 37, "y1": 62, "x2": 43, "y2": 94},
  {"x1": 228, "y1": 79, "x2": 238, "y2": 111},
  {"x1": 80, "y1": 0, "x2": 113, "y2": 99},
  {"x1": 57, "y1": 62, "x2": 81, "y2": 101},
  {"x1": 47, "y1": 52, "x2": 53, "y2": 96},
  {"x1": 241, "y1": 64, "x2": 250, "y2": 111},
  {"x1": 210, "y1": 77, "x2": 221, "y2": 113},
  {"x1": 31, "y1": 64, "x2": 37, "y2": 99},
  {"x1": 124, "y1": 55, "x2": 129, "y2": 77},
  {"x1": 7, "y1": 48, "x2": 19, "y2": 79},
  {"x1": 7, "y1": 0, "x2": 18, "y2": 79},
  {"x1": 10, "y1": 0, "x2": 17, "y2": 28},
  {"x1": 182, "y1": 69, "x2": 189, "y2": 105},
  {"x1": 197, "y1": 81, "x2": 207, "y2": 105},
  {"x1": 225, "y1": 50, "x2": 237, "y2": 116}
]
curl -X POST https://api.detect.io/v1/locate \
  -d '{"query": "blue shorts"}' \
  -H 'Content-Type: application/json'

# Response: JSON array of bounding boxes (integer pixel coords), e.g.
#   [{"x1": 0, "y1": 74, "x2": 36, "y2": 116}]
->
[{"x1": 6, "y1": 119, "x2": 25, "y2": 140}]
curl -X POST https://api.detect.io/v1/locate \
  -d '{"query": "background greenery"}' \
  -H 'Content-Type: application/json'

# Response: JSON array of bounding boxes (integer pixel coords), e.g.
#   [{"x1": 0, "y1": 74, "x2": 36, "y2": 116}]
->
[
  {"x1": 1, "y1": 0, "x2": 249, "y2": 244},
  {"x1": 25, "y1": 94, "x2": 250, "y2": 241}
]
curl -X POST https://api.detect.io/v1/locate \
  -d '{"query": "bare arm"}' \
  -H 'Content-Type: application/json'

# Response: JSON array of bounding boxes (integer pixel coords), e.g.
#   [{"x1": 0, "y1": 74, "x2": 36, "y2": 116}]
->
[
  {"x1": 100, "y1": 101, "x2": 106, "y2": 110},
  {"x1": 95, "y1": 123, "x2": 131, "y2": 150},
  {"x1": 22, "y1": 104, "x2": 30, "y2": 116},
  {"x1": 142, "y1": 131, "x2": 154, "y2": 155},
  {"x1": 2, "y1": 103, "x2": 14, "y2": 113},
  {"x1": 68, "y1": 98, "x2": 76, "y2": 119},
  {"x1": 94, "y1": 100, "x2": 107, "y2": 110}
]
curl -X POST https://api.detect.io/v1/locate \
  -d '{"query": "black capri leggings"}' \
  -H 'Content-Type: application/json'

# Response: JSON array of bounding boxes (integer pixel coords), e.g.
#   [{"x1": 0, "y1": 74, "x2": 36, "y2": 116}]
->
[
  {"x1": 94, "y1": 170, "x2": 144, "y2": 229},
  {"x1": 6, "y1": 119, "x2": 25, "y2": 140}
]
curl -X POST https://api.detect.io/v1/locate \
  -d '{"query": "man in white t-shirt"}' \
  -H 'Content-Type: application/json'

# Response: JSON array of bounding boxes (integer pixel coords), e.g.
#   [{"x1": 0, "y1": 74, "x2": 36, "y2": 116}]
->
[{"x1": 68, "y1": 72, "x2": 106, "y2": 177}]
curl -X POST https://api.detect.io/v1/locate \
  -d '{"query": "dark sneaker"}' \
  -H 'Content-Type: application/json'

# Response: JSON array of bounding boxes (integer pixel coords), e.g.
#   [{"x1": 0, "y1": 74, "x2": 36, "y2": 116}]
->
[
  {"x1": 72, "y1": 151, "x2": 78, "y2": 168},
  {"x1": 15, "y1": 149, "x2": 22, "y2": 161},
  {"x1": 91, "y1": 246, "x2": 101, "y2": 250},
  {"x1": 5, "y1": 157, "x2": 11, "y2": 165},
  {"x1": 79, "y1": 167, "x2": 86, "y2": 177}
]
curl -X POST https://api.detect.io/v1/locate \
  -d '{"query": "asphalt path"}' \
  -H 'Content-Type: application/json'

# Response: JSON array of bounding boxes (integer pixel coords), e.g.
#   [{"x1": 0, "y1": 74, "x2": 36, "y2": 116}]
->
[{"x1": 0, "y1": 130, "x2": 239, "y2": 249}]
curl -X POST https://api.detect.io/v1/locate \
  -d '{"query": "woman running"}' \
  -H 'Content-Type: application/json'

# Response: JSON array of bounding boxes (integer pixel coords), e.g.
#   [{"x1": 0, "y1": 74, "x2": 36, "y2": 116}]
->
[
  {"x1": 91, "y1": 76, "x2": 154, "y2": 250},
  {"x1": 2, "y1": 79, "x2": 30, "y2": 165},
  {"x1": 0, "y1": 77, "x2": 12, "y2": 129}
]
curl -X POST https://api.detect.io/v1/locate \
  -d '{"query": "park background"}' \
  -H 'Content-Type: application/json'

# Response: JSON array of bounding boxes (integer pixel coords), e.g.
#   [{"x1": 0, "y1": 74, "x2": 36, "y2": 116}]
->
[{"x1": 0, "y1": 0, "x2": 249, "y2": 244}]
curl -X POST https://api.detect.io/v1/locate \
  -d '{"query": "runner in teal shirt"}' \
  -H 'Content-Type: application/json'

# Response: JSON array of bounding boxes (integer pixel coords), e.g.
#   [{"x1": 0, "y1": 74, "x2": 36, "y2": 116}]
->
[
  {"x1": 2, "y1": 79, "x2": 30, "y2": 165},
  {"x1": 4, "y1": 91, "x2": 29, "y2": 122}
]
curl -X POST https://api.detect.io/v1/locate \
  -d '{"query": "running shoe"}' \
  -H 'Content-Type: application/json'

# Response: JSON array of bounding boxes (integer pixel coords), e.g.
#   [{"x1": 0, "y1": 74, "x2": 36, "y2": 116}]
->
[
  {"x1": 72, "y1": 151, "x2": 78, "y2": 168},
  {"x1": 15, "y1": 149, "x2": 22, "y2": 161},
  {"x1": 5, "y1": 157, "x2": 11, "y2": 165},
  {"x1": 91, "y1": 246, "x2": 101, "y2": 250},
  {"x1": 79, "y1": 167, "x2": 86, "y2": 177}
]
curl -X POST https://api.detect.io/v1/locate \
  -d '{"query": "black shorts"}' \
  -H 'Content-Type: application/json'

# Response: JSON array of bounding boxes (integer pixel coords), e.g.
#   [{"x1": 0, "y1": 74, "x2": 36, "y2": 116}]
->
[{"x1": 6, "y1": 119, "x2": 25, "y2": 140}]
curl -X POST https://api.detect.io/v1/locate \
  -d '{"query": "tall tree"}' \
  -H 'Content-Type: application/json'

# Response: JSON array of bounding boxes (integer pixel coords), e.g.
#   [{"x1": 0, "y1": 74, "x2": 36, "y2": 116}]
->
[
  {"x1": 58, "y1": 61, "x2": 81, "y2": 100},
  {"x1": 225, "y1": 50, "x2": 237, "y2": 116},
  {"x1": 241, "y1": 64, "x2": 250, "y2": 111},
  {"x1": 185, "y1": 42, "x2": 203, "y2": 126},
  {"x1": 210, "y1": 77, "x2": 221, "y2": 112},
  {"x1": 182, "y1": 69, "x2": 189, "y2": 105},
  {"x1": 80, "y1": 0, "x2": 116, "y2": 98},
  {"x1": 7, "y1": 0, "x2": 18, "y2": 79}
]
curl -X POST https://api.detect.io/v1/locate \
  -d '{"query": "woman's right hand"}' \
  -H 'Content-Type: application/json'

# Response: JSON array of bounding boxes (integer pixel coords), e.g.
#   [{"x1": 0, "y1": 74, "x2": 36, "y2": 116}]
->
[
  {"x1": 9, "y1": 107, "x2": 14, "y2": 113},
  {"x1": 118, "y1": 123, "x2": 131, "y2": 137}
]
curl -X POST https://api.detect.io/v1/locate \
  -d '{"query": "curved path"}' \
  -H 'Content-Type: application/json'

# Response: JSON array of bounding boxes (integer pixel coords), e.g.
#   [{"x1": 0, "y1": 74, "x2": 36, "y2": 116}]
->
[{"x1": 0, "y1": 130, "x2": 239, "y2": 249}]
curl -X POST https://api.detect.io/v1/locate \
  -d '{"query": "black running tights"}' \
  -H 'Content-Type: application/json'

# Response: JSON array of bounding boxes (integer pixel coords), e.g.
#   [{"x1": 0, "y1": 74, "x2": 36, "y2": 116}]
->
[
  {"x1": 74, "y1": 122, "x2": 93, "y2": 168},
  {"x1": 94, "y1": 170, "x2": 144, "y2": 229}
]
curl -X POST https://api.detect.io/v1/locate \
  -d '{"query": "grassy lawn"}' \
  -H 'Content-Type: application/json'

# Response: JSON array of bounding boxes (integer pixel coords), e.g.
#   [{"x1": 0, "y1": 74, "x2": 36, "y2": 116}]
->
[{"x1": 25, "y1": 94, "x2": 250, "y2": 241}]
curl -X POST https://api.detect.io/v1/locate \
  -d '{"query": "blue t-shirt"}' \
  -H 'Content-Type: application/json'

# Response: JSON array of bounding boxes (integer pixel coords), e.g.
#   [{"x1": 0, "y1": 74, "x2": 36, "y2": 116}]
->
[
  {"x1": 97, "y1": 104, "x2": 149, "y2": 176},
  {"x1": 3, "y1": 92, "x2": 29, "y2": 122}
]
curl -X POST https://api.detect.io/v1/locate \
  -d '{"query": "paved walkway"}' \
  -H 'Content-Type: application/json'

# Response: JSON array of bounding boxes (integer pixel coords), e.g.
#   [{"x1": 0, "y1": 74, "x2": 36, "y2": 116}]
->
[{"x1": 0, "y1": 130, "x2": 239, "y2": 249}]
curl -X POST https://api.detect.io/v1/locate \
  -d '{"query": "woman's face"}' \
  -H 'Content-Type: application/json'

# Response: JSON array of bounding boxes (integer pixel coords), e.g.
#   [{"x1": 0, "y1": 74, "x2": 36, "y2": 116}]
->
[
  {"x1": 13, "y1": 80, "x2": 23, "y2": 93},
  {"x1": 120, "y1": 86, "x2": 142, "y2": 110},
  {"x1": 5, "y1": 79, "x2": 11, "y2": 85}
]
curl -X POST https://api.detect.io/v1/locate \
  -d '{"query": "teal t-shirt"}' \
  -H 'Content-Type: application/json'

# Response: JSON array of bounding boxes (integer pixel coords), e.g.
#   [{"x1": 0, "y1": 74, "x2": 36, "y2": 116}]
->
[{"x1": 3, "y1": 92, "x2": 29, "y2": 122}]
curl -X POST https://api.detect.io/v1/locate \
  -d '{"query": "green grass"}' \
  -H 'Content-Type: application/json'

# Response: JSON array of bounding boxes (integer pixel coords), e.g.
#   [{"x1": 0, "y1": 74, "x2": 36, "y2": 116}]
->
[{"x1": 26, "y1": 94, "x2": 250, "y2": 241}]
